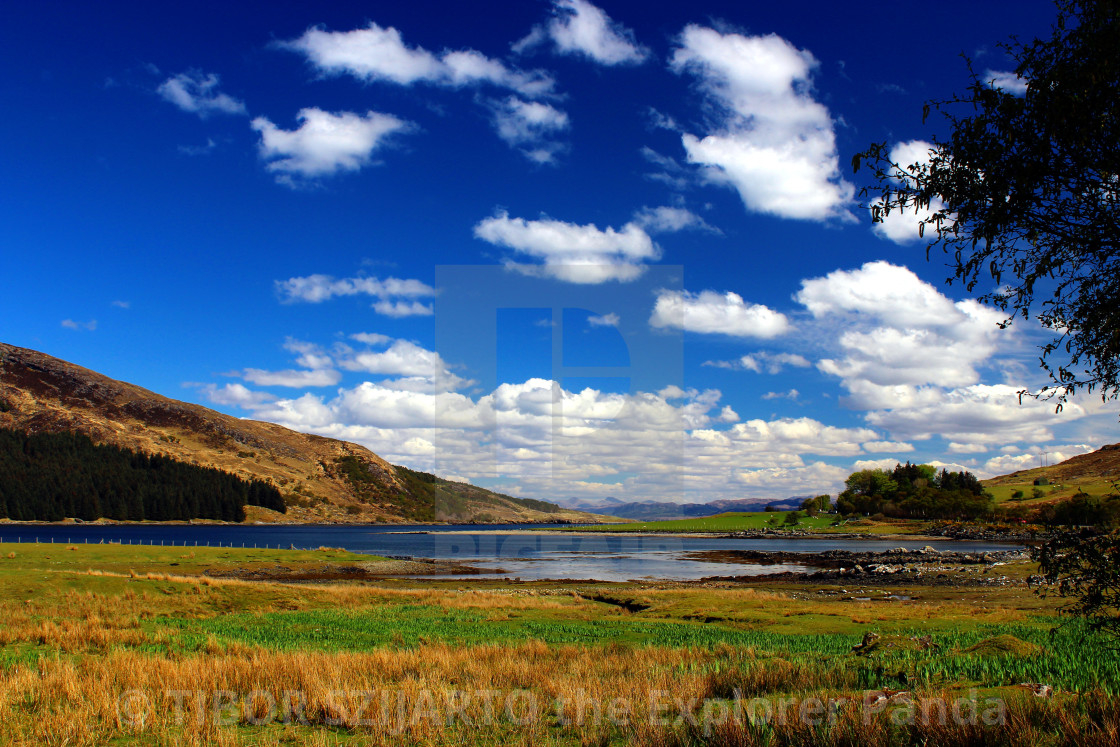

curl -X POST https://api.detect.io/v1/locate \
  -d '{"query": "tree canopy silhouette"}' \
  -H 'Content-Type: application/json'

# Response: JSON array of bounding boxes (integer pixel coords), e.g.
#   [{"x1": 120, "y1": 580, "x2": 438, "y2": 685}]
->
[
  {"x1": 836, "y1": 462, "x2": 991, "y2": 520},
  {"x1": 0, "y1": 428, "x2": 286, "y2": 521},
  {"x1": 854, "y1": 0, "x2": 1120, "y2": 411}
]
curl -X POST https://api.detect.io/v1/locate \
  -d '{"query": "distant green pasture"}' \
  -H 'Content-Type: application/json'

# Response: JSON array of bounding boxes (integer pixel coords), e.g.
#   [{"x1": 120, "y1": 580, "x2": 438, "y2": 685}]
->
[{"x1": 571, "y1": 511, "x2": 920, "y2": 534}]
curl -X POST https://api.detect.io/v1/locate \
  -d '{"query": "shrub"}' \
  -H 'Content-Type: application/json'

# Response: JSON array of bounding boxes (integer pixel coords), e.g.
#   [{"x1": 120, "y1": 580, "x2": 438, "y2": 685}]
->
[{"x1": 1033, "y1": 529, "x2": 1120, "y2": 639}]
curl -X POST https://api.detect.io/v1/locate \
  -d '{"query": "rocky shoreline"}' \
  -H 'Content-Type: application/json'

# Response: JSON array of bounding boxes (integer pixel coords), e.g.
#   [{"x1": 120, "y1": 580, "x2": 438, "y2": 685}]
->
[
  {"x1": 922, "y1": 522, "x2": 1039, "y2": 542},
  {"x1": 690, "y1": 546, "x2": 1030, "y2": 587}
]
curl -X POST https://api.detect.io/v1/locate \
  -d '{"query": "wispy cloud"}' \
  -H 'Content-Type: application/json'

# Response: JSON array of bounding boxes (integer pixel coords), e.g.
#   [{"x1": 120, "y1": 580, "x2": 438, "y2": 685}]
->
[
  {"x1": 588, "y1": 312, "x2": 620, "y2": 327},
  {"x1": 704, "y1": 352, "x2": 810, "y2": 373},
  {"x1": 157, "y1": 71, "x2": 246, "y2": 118},
  {"x1": 177, "y1": 139, "x2": 217, "y2": 156},
  {"x1": 276, "y1": 273, "x2": 435, "y2": 316},
  {"x1": 488, "y1": 96, "x2": 569, "y2": 163},
  {"x1": 632, "y1": 205, "x2": 718, "y2": 234},
  {"x1": 515, "y1": 0, "x2": 648, "y2": 66}
]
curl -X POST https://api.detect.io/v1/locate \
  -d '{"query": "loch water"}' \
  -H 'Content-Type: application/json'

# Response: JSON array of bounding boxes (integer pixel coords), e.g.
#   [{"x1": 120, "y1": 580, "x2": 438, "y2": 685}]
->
[{"x1": 0, "y1": 524, "x2": 1024, "y2": 582}]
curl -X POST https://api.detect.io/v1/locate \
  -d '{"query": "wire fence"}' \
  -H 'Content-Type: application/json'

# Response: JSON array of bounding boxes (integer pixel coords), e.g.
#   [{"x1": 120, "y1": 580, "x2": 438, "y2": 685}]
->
[{"x1": 0, "y1": 536, "x2": 292, "y2": 549}]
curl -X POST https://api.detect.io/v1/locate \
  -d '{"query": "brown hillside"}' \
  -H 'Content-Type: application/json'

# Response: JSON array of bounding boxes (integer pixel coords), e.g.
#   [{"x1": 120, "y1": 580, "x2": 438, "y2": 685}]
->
[
  {"x1": 0, "y1": 342, "x2": 608, "y2": 525},
  {"x1": 984, "y1": 444, "x2": 1120, "y2": 486}
]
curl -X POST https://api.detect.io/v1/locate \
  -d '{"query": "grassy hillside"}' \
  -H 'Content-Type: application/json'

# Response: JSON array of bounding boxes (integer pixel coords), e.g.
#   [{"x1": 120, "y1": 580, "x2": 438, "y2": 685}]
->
[{"x1": 984, "y1": 444, "x2": 1120, "y2": 510}]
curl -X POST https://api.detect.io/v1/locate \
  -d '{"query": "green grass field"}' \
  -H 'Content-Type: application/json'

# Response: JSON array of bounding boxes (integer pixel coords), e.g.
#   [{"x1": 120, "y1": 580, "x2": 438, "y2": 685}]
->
[{"x1": 573, "y1": 511, "x2": 926, "y2": 534}]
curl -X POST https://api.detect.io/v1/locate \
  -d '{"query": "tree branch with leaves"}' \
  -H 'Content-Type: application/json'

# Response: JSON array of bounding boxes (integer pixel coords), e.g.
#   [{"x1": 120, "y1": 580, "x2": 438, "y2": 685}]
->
[
  {"x1": 1032, "y1": 529, "x2": 1120, "y2": 639},
  {"x1": 854, "y1": 0, "x2": 1120, "y2": 411}
]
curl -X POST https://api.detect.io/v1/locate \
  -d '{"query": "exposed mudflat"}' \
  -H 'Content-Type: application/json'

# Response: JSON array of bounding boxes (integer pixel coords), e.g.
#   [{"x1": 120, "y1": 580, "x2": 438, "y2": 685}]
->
[{"x1": 205, "y1": 558, "x2": 499, "y2": 582}]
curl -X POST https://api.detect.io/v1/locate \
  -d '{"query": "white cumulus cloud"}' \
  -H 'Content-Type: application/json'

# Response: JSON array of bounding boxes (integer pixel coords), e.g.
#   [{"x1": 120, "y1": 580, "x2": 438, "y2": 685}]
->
[
  {"x1": 350, "y1": 332, "x2": 391, "y2": 346},
  {"x1": 337, "y1": 338, "x2": 474, "y2": 392},
  {"x1": 208, "y1": 368, "x2": 885, "y2": 501},
  {"x1": 339, "y1": 339, "x2": 445, "y2": 378},
  {"x1": 234, "y1": 338, "x2": 340, "y2": 389},
  {"x1": 241, "y1": 368, "x2": 341, "y2": 388},
  {"x1": 284, "y1": 22, "x2": 554, "y2": 97},
  {"x1": 864, "y1": 384, "x2": 1084, "y2": 446},
  {"x1": 861, "y1": 440, "x2": 915, "y2": 453},
  {"x1": 797, "y1": 260, "x2": 970, "y2": 328},
  {"x1": 735, "y1": 462, "x2": 850, "y2": 492},
  {"x1": 670, "y1": 26, "x2": 853, "y2": 221},
  {"x1": 474, "y1": 211, "x2": 659, "y2": 283},
  {"x1": 251, "y1": 108, "x2": 410, "y2": 180},
  {"x1": 983, "y1": 69, "x2": 1028, "y2": 96},
  {"x1": 203, "y1": 383, "x2": 277, "y2": 408},
  {"x1": 797, "y1": 261, "x2": 1006, "y2": 398},
  {"x1": 650, "y1": 289, "x2": 790, "y2": 338},
  {"x1": 869, "y1": 141, "x2": 947, "y2": 244},
  {"x1": 787, "y1": 259, "x2": 1101, "y2": 451},
  {"x1": 982, "y1": 444, "x2": 1093, "y2": 477}
]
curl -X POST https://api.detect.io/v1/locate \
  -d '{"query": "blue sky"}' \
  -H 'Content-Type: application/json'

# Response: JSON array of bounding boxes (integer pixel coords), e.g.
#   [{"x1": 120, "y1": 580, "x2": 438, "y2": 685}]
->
[{"x1": 3, "y1": 0, "x2": 1112, "y2": 503}]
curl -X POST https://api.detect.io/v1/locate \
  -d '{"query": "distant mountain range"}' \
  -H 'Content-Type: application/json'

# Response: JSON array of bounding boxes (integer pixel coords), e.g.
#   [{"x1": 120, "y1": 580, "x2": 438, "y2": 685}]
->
[
  {"x1": 0, "y1": 342, "x2": 612, "y2": 525},
  {"x1": 555, "y1": 495, "x2": 807, "y2": 521}
]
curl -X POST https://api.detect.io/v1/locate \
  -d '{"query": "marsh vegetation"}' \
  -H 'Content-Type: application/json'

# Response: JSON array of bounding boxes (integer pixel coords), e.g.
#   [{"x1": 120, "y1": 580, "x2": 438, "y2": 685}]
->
[{"x1": 0, "y1": 541, "x2": 1117, "y2": 745}]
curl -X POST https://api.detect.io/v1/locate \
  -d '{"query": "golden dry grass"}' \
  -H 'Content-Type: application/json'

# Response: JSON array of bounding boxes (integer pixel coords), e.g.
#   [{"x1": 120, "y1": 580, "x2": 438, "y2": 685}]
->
[{"x1": 2, "y1": 644, "x2": 1117, "y2": 746}]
